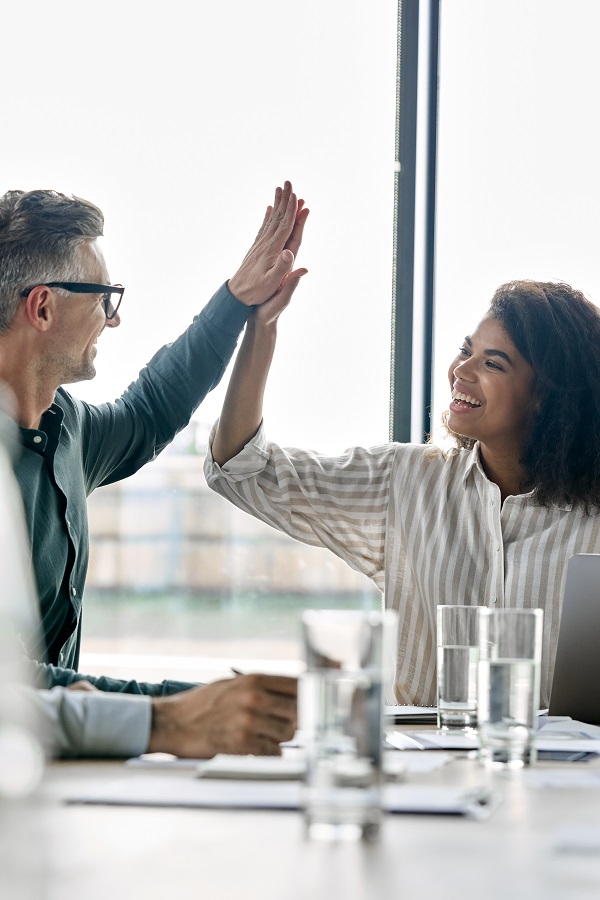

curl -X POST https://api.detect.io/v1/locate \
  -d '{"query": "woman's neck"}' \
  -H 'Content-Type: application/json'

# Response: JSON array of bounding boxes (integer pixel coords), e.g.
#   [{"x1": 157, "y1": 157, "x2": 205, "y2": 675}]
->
[{"x1": 478, "y1": 444, "x2": 528, "y2": 503}]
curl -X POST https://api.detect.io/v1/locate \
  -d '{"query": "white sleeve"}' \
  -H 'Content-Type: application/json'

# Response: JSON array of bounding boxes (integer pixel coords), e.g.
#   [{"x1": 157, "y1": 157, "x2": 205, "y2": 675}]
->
[
  {"x1": 31, "y1": 687, "x2": 152, "y2": 759},
  {"x1": 204, "y1": 421, "x2": 396, "y2": 586}
]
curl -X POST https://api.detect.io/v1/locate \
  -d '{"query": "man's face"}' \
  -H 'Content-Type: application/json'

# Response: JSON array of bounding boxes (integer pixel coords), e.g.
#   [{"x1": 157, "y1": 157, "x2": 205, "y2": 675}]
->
[{"x1": 48, "y1": 239, "x2": 120, "y2": 385}]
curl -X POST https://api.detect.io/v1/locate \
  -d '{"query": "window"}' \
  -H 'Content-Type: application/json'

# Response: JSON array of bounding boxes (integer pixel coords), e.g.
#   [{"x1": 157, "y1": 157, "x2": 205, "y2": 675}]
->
[
  {"x1": 3, "y1": 1, "x2": 397, "y2": 682},
  {"x1": 433, "y1": 0, "x2": 600, "y2": 435}
]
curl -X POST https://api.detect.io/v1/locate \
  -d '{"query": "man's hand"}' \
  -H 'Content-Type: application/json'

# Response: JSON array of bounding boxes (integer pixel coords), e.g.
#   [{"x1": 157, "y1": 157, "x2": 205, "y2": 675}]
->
[
  {"x1": 228, "y1": 181, "x2": 309, "y2": 307},
  {"x1": 148, "y1": 673, "x2": 297, "y2": 758},
  {"x1": 66, "y1": 680, "x2": 98, "y2": 692}
]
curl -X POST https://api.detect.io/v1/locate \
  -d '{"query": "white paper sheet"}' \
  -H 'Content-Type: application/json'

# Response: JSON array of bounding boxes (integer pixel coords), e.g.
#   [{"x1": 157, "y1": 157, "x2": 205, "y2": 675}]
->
[
  {"x1": 551, "y1": 824, "x2": 600, "y2": 854},
  {"x1": 65, "y1": 774, "x2": 497, "y2": 818},
  {"x1": 521, "y1": 770, "x2": 600, "y2": 789},
  {"x1": 388, "y1": 720, "x2": 600, "y2": 754}
]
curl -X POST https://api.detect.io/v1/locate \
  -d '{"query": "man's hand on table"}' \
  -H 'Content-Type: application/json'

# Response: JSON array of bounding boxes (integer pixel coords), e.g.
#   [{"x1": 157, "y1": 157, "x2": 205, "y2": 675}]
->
[{"x1": 148, "y1": 673, "x2": 298, "y2": 758}]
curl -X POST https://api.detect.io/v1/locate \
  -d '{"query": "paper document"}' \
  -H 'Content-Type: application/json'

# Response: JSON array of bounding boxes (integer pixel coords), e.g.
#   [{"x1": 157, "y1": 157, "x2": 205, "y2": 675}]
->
[
  {"x1": 387, "y1": 719, "x2": 600, "y2": 754},
  {"x1": 551, "y1": 824, "x2": 600, "y2": 854},
  {"x1": 385, "y1": 706, "x2": 437, "y2": 724},
  {"x1": 194, "y1": 749, "x2": 447, "y2": 780},
  {"x1": 522, "y1": 770, "x2": 600, "y2": 789},
  {"x1": 197, "y1": 754, "x2": 306, "y2": 780},
  {"x1": 66, "y1": 774, "x2": 498, "y2": 818}
]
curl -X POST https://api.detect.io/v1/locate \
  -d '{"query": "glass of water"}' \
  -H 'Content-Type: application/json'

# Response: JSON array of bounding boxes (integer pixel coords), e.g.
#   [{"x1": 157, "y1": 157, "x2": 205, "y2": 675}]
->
[
  {"x1": 436, "y1": 605, "x2": 480, "y2": 732},
  {"x1": 300, "y1": 609, "x2": 397, "y2": 842},
  {"x1": 477, "y1": 608, "x2": 543, "y2": 769}
]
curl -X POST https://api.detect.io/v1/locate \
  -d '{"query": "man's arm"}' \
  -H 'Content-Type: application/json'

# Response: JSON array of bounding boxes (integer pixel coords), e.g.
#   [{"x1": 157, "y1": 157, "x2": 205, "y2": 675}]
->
[
  {"x1": 23, "y1": 655, "x2": 197, "y2": 696},
  {"x1": 28, "y1": 674, "x2": 297, "y2": 759}
]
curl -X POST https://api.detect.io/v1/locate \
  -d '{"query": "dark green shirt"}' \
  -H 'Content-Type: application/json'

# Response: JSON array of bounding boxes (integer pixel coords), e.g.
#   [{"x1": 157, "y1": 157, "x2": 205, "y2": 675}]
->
[{"x1": 14, "y1": 282, "x2": 250, "y2": 695}]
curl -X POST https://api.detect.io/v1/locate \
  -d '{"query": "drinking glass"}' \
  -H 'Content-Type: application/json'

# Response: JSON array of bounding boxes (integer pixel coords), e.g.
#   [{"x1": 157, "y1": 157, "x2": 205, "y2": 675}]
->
[
  {"x1": 436, "y1": 605, "x2": 480, "y2": 731},
  {"x1": 477, "y1": 608, "x2": 543, "y2": 768},
  {"x1": 300, "y1": 608, "x2": 397, "y2": 841}
]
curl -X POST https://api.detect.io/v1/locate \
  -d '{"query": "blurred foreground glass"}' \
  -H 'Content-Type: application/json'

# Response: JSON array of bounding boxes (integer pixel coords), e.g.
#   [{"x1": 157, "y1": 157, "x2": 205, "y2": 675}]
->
[
  {"x1": 300, "y1": 609, "x2": 397, "y2": 842},
  {"x1": 478, "y1": 608, "x2": 543, "y2": 769},
  {"x1": 436, "y1": 605, "x2": 480, "y2": 732}
]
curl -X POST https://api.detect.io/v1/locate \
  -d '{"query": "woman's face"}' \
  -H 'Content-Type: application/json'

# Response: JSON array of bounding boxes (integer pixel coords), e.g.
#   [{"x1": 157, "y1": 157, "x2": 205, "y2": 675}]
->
[{"x1": 446, "y1": 316, "x2": 536, "y2": 458}]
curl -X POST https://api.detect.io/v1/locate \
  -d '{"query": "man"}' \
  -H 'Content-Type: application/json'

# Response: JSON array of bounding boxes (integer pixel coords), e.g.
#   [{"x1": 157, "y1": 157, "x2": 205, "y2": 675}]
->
[
  {"x1": 0, "y1": 401, "x2": 297, "y2": 758},
  {"x1": 0, "y1": 181, "x2": 308, "y2": 695}
]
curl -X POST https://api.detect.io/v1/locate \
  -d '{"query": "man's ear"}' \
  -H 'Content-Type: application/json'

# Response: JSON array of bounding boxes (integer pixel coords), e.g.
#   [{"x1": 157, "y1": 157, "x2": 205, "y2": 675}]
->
[{"x1": 24, "y1": 286, "x2": 56, "y2": 332}]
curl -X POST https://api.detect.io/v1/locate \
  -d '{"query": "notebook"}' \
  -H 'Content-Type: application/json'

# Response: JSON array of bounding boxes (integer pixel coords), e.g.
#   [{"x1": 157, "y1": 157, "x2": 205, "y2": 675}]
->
[{"x1": 549, "y1": 554, "x2": 600, "y2": 725}]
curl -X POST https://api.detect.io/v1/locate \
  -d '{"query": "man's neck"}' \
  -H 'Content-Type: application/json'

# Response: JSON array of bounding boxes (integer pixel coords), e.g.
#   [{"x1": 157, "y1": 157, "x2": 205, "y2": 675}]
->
[{"x1": 0, "y1": 343, "x2": 57, "y2": 430}]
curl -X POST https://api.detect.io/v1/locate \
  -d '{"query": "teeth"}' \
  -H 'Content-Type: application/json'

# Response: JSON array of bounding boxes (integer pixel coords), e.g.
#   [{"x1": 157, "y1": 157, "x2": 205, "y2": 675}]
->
[{"x1": 452, "y1": 390, "x2": 482, "y2": 407}]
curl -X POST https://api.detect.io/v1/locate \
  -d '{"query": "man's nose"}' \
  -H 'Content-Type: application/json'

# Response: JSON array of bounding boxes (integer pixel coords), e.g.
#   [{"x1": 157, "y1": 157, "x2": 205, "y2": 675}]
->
[{"x1": 105, "y1": 310, "x2": 121, "y2": 329}]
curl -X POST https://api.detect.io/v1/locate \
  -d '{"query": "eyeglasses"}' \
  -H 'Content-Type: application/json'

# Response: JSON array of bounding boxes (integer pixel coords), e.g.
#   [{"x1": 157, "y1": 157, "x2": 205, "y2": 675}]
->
[{"x1": 19, "y1": 282, "x2": 125, "y2": 320}]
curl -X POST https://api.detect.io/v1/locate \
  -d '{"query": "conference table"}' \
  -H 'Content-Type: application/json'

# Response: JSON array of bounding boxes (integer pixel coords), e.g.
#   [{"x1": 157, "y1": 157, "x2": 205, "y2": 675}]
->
[{"x1": 33, "y1": 732, "x2": 600, "y2": 900}]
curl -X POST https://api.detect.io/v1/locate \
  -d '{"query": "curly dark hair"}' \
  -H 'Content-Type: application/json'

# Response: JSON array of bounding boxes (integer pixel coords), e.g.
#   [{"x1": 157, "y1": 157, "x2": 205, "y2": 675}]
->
[{"x1": 444, "y1": 280, "x2": 600, "y2": 511}]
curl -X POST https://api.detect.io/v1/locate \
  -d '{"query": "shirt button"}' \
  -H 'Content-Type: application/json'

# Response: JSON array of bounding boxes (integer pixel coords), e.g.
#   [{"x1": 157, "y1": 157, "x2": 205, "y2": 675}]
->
[
  {"x1": 33, "y1": 435, "x2": 42, "y2": 444},
  {"x1": 491, "y1": 499, "x2": 495, "y2": 507},
  {"x1": 491, "y1": 596, "x2": 497, "y2": 604},
  {"x1": 72, "y1": 587, "x2": 77, "y2": 597}
]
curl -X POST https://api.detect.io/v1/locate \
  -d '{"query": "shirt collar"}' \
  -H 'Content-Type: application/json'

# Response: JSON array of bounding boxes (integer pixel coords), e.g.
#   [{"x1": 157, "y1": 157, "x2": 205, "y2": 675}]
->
[
  {"x1": 19, "y1": 403, "x2": 64, "y2": 455},
  {"x1": 463, "y1": 442, "x2": 573, "y2": 510}
]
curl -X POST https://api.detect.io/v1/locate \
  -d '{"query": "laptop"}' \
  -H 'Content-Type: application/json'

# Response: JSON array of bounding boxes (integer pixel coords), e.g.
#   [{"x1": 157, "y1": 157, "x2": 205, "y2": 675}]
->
[{"x1": 549, "y1": 554, "x2": 600, "y2": 725}]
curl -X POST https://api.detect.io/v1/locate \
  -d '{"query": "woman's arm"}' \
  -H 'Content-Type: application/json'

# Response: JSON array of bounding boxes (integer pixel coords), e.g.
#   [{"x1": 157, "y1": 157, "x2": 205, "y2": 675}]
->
[{"x1": 211, "y1": 185, "x2": 309, "y2": 465}]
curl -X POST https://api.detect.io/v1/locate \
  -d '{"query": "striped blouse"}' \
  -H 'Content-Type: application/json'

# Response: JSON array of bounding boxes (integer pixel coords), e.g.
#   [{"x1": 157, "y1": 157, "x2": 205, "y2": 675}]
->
[{"x1": 204, "y1": 423, "x2": 600, "y2": 708}]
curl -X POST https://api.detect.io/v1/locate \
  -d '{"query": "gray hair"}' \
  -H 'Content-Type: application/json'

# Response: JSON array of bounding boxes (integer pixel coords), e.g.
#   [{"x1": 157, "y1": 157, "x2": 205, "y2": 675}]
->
[{"x1": 0, "y1": 190, "x2": 104, "y2": 333}]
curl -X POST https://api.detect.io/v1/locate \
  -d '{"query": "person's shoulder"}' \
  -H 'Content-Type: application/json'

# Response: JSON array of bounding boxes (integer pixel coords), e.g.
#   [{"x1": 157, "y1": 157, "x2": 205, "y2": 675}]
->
[
  {"x1": 53, "y1": 387, "x2": 100, "y2": 430},
  {"x1": 390, "y1": 441, "x2": 471, "y2": 473},
  {"x1": 53, "y1": 386, "x2": 86, "y2": 420}
]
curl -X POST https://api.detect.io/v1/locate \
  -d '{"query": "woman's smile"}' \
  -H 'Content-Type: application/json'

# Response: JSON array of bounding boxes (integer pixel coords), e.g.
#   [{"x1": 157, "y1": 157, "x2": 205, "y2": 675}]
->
[{"x1": 447, "y1": 316, "x2": 535, "y2": 456}]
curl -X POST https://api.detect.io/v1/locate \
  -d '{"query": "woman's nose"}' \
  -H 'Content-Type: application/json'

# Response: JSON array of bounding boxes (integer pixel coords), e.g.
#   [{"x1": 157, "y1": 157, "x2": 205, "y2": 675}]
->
[{"x1": 454, "y1": 358, "x2": 476, "y2": 381}]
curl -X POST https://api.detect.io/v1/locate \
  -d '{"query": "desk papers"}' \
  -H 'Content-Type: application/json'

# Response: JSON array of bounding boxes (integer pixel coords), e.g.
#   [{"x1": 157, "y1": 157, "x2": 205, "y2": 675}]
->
[
  {"x1": 65, "y1": 774, "x2": 497, "y2": 818},
  {"x1": 387, "y1": 718, "x2": 600, "y2": 754}
]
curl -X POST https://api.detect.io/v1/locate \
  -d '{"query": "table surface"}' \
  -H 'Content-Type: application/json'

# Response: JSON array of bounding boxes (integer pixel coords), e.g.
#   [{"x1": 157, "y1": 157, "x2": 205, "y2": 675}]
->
[{"x1": 8, "y1": 744, "x2": 600, "y2": 900}]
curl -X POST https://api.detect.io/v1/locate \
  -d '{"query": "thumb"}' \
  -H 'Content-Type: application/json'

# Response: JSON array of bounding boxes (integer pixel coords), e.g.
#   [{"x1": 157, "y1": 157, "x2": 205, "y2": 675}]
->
[
  {"x1": 277, "y1": 268, "x2": 308, "y2": 305},
  {"x1": 272, "y1": 248, "x2": 295, "y2": 279}
]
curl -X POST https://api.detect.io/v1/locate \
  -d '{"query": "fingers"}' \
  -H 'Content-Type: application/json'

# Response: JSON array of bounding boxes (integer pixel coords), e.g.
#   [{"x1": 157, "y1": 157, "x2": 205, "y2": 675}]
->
[
  {"x1": 262, "y1": 181, "x2": 297, "y2": 243},
  {"x1": 266, "y1": 246, "x2": 294, "y2": 289},
  {"x1": 228, "y1": 180, "x2": 308, "y2": 306},
  {"x1": 253, "y1": 268, "x2": 307, "y2": 327},
  {"x1": 227, "y1": 675, "x2": 298, "y2": 746},
  {"x1": 286, "y1": 205, "x2": 309, "y2": 259},
  {"x1": 276, "y1": 267, "x2": 308, "y2": 305},
  {"x1": 246, "y1": 674, "x2": 298, "y2": 698},
  {"x1": 231, "y1": 674, "x2": 297, "y2": 716},
  {"x1": 66, "y1": 680, "x2": 98, "y2": 692},
  {"x1": 254, "y1": 206, "x2": 272, "y2": 244}
]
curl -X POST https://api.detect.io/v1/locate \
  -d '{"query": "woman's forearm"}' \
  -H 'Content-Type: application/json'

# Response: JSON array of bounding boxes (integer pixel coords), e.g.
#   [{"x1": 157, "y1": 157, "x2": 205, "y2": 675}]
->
[{"x1": 211, "y1": 315, "x2": 278, "y2": 465}]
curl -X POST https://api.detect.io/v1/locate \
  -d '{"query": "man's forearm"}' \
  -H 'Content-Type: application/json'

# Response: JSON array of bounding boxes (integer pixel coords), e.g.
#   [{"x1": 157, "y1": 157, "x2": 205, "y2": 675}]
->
[{"x1": 24, "y1": 657, "x2": 197, "y2": 696}]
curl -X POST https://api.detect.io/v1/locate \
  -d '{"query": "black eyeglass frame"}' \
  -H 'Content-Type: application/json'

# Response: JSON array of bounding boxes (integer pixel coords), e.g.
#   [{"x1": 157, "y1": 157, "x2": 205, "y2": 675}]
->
[{"x1": 19, "y1": 282, "x2": 125, "y2": 320}]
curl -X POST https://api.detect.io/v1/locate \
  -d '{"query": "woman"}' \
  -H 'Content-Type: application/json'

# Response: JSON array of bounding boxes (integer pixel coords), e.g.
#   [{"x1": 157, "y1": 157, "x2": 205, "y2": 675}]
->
[{"x1": 205, "y1": 262, "x2": 600, "y2": 707}]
